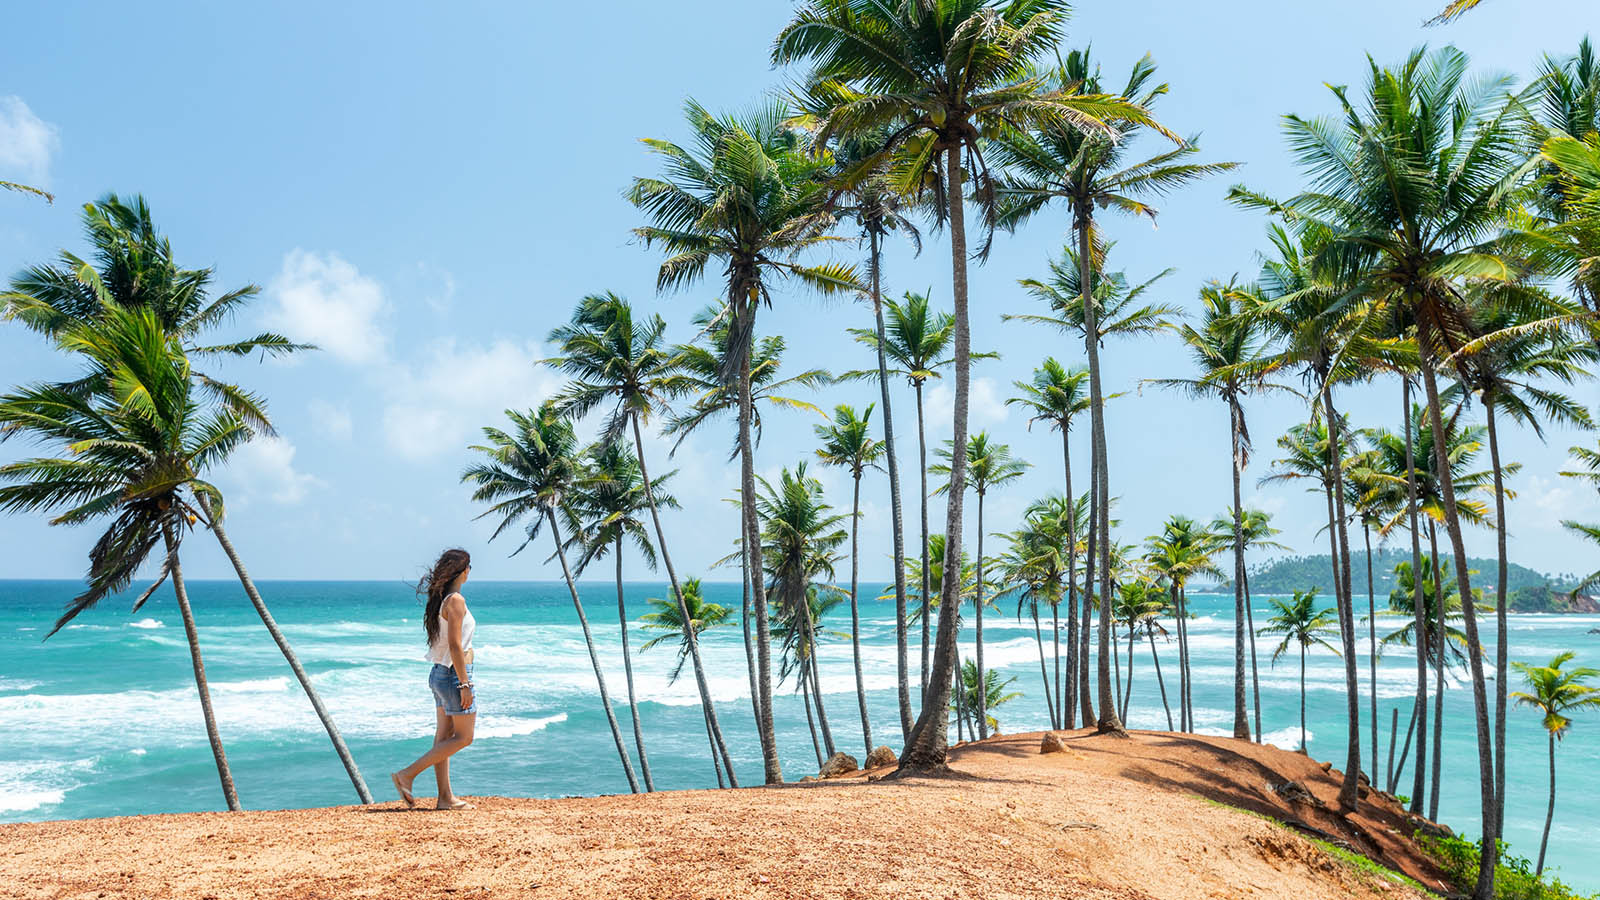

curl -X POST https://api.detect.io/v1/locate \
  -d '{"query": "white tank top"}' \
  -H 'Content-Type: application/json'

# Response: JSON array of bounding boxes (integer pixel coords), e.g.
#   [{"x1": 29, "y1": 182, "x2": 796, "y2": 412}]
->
[{"x1": 426, "y1": 600, "x2": 475, "y2": 665}]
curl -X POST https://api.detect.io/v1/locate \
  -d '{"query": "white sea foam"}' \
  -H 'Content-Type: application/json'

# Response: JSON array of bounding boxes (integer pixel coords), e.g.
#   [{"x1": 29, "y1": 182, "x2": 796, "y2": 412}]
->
[
  {"x1": 126, "y1": 618, "x2": 163, "y2": 630},
  {"x1": 476, "y1": 713, "x2": 567, "y2": 740}
]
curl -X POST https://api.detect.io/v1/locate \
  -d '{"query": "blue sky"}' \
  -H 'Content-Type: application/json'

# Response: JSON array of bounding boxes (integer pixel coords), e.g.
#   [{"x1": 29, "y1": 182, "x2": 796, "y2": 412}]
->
[{"x1": 1, "y1": 0, "x2": 1595, "y2": 585}]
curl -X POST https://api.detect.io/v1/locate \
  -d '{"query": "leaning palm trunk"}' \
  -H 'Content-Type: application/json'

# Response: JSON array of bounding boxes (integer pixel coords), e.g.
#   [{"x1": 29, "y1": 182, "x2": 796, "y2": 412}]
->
[
  {"x1": 166, "y1": 525, "x2": 239, "y2": 811},
  {"x1": 546, "y1": 512, "x2": 640, "y2": 793},
  {"x1": 1121, "y1": 629, "x2": 1137, "y2": 720},
  {"x1": 1322, "y1": 385, "x2": 1362, "y2": 811},
  {"x1": 1032, "y1": 605, "x2": 1057, "y2": 727},
  {"x1": 1079, "y1": 209, "x2": 1123, "y2": 736},
  {"x1": 1230, "y1": 401, "x2": 1251, "y2": 740},
  {"x1": 1245, "y1": 569, "x2": 1263, "y2": 741},
  {"x1": 915, "y1": 382, "x2": 932, "y2": 697},
  {"x1": 1148, "y1": 627, "x2": 1174, "y2": 731},
  {"x1": 1537, "y1": 732, "x2": 1555, "y2": 877},
  {"x1": 1061, "y1": 430, "x2": 1077, "y2": 728},
  {"x1": 1171, "y1": 582, "x2": 1190, "y2": 732},
  {"x1": 848, "y1": 474, "x2": 873, "y2": 756},
  {"x1": 801, "y1": 671, "x2": 823, "y2": 768},
  {"x1": 899, "y1": 146, "x2": 971, "y2": 771},
  {"x1": 1112, "y1": 619, "x2": 1123, "y2": 716},
  {"x1": 631, "y1": 418, "x2": 738, "y2": 784},
  {"x1": 199, "y1": 497, "x2": 370, "y2": 804},
  {"x1": 974, "y1": 497, "x2": 988, "y2": 739},
  {"x1": 1418, "y1": 347, "x2": 1496, "y2": 898},
  {"x1": 1364, "y1": 524, "x2": 1378, "y2": 784},
  {"x1": 867, "y1": 233, "x2": 914, "y2": 742},
  {"x1": 802, "y1": 599, "x2": 836, "y2": 757},
  {"x1": 1484, "y1": 403, "x2": 1509, "y2": 840},
  {"x1": 614, "y1": 540, "x2": 654, "y2": 791},
  {"x1": 738, "y1": 332, "x2": 784, "y2": 783},
  {"x1": 1403, "y1": 378, "x2": 1430, "y2": 814},
  {"x1": 1082, "y1": 424, "x2": 1102, "y2": 728},
  {"x1": 1429, "y1": 521, "x2": 1446, "y2": 820},
  {"x1": 741, "y1": 530, "x2": 762, "y2": 737}
]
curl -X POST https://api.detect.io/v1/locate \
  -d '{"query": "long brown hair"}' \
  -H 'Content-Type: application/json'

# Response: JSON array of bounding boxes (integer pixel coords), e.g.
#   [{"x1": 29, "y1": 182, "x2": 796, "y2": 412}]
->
[{"x1": 419, "y1": 548, "x2": 470, "y2": 647}]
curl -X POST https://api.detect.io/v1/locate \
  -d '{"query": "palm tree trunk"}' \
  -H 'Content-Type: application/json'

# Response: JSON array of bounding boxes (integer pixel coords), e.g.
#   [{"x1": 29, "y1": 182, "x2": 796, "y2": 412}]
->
[
  {"x1": 741, "y1": 528, "x2": 762, "y2": 739},
  {"x1": 1032, "y1": 605, "x2": 1056, "y2": 727},
  {"x1": 1077, "y1": 208, "x2": 1122, "y2": 737},
  {"x1": 916, "y1": 382, "x2": 932, "y2": 699},
  {"x1": 1230, "y1": 399, "x2": 1250, "y2": 740},
  {"x1": 1049, "y1": 600, "x2": 1062, "y2": 730},
  {"x1": 974, "y1": 494, "x2": 988, "y2": 740},
  {"x1": 849, "y1": 473, "x2": 873, "y2": 757},
  {"x1": 198, "y1": 498, "x2": 369, "y2": 803},
  {"x1": 1122, "y1": 628, "x2": 1136, "y2": 721},
  {"x1": 1079, "y1": 479, "x2": 1094, "y2": 728},
  {"x1": 1322, "y1": 385, "x2": 1362, "y2": 811},
  {"x1": 1418, "y1": 351, "x2": 1497, "y2": 899},
  {"x1": 1148, "y1": 628, "x2": 1174, "y2": 731},
  {"x1": 546, "y1": 512, "x2": 640, "y2": 794},
  {"x1": 631, "y1": 417, "x2": 738, "y2": 785},
  {"x1": 1172, "y1": 582, "x2": 1188, "y2": 732},
  {"x1": 1299, "y1": 643, "x2": 1308, "y2": 752},
  {"x1": 1390, "y1": 701, "x2": 1419, "y2": 795},
  {"x1": 898, "y1": 144, "x2": 970, "y2": 772},
  {"x1": 803, "y1": 600, "x2": 836, "y2": 757},
  {"x1": 801, "y1": 672, "x2": 823, "y2": 768},
  {"x1": 702, "y1": 704, "x2": 726, "y2": 788},
  {"x1": 1364, "y1": 525, "x2": 1379, "y2": 790},
  {"x1": 1111, "y1": 617, "x2": 1123, "y2": 719},
  {"x1": 867, "y1": 229, "x2": 914, "y2": 745},
  {"x1": 1404, "y1": 377, "x2": 1430, "y2": 815},
  {"x1": 614, "y1": 539, "x2": 653, "y2": 792},
  {"x1": 1063, "y1": 431, "x2": 1080, "y2": 729},
  {"x1": 1537, "y1": 732, "x2": 1555, "y2": 877},
  {"x1": 1429, "y1": 519, "x2": 1446, "y2": 821},
  {"x1": 739, "y1": 322, "x2": 784, "y2": 784},
  {"x1": 1246, "y1": 569, "x2": 1263, "y2": 742},
  {"x1": 165, "y1": 526, "x2": 239, "y2": 811},
  {"x1": 1485, "y1": 403, "x2": 1509, "y2": 842}
]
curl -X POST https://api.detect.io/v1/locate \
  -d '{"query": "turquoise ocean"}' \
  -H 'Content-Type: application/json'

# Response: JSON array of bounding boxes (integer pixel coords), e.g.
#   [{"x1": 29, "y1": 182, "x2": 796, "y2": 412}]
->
[{"x1": 1, "y1": 579, "x2": 1596, "y2": 890}]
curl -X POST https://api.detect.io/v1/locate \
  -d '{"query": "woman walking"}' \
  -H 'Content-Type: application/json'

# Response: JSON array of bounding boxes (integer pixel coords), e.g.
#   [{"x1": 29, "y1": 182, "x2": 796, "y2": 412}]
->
[{"x1": 392, "y1": 549, "x2": 478, "y2": 810}]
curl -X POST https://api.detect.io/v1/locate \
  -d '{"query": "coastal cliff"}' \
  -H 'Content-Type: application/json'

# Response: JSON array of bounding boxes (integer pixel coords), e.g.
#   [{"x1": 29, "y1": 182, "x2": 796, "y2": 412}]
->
[{"x1": 3, "y1": 731, "x2": 1451, "y2": 900}]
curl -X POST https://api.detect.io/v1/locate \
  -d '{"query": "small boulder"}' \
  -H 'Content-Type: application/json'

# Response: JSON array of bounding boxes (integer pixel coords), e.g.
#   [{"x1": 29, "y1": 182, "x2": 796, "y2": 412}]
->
[
  {"x1": 1407, "y1": 815, "x2": 1454, "y2": 840},
  {"x1": 1272, "y1": 780, "x2": 1325, "y2": 808},
  {"x1": 1040, "y1": 732, "x2": 1069, "y2": 754},
  {"x1": 798, "y1": 775, "x2": 819, "y2": 783},
  {"x1": 1319, "y1": 760, "x2": 1333, "y2": 773},
  {"x1": 818, "y1": 751, "x2": 858, "y2": 779},
  {"x1": 865, "y1": 745, "x2": 897, "y2": 769}
]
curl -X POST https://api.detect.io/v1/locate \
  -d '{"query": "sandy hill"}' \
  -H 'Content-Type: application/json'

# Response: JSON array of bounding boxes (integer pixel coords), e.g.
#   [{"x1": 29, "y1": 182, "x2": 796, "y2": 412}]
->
[{"x1": 2, "y1": 730, "x2": 1453, "y2": 900}]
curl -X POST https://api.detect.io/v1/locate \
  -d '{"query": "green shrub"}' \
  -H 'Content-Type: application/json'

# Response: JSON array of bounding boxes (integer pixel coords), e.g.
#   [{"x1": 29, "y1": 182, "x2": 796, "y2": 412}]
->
[{"x1": 1421, "y1": 835, "x2": 1596, "y2": 900}]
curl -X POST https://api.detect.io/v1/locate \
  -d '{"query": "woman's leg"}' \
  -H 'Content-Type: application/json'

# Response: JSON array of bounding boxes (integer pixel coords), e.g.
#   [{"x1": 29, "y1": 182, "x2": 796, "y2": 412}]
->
[
  {"x1": 431, "y1": 706, "x2": 453, "y2": 800},
  {"x1": 395, "y1": 712, "x2": 476, "y2": 803}
]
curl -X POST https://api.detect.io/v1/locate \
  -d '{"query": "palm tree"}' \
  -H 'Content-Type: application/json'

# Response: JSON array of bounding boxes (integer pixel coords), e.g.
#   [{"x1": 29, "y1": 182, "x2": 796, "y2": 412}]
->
[
  {"x1": 893, "y1": 533, "x2": 985, "y2": 739},
  {"x1": 953, "y1": 660, "x2": 1022, "y2": 735},
  {"x1": 993, "y1": 47, "x2": 1229, "y2": 736},
  {"x1": 995, "y1": 497, "x2": 1074, "y2": 728},
  {"x1": 1510, "y1": 651, "x2": 1600, "y2": 877},
  {"x1": 544, "y1": 292, "x2": 738, "y2": 786},
  {"x1": 631, "y1": 101, "x2": 856, "y2": 783},
  {"x1": 1558, "y1": 439, "x2": 1600, "y2": 595},
  {"x1": 1379, "y1": 557, "x2": 1472, "y2": 671},
  {"x1": 2, "y1": 195, "x2": 373, "y2": 803},
  {"x1": 1143, "y1": 515, "x2": 1221, "y2": 732},
  {"x1": 814, "y1": 403, "x2": 885, "y2": 756},
  {"x1": 846, "y1": 290, "x2": 955, "y2": 698},
  {"x1": 933, "y1": 433, "x2": 1028, "y2": 739},
  {"x1": 638, "y1": 576, "x2": 735, "y2": 787},
  {"x1": 775, "y1": 0, "x2": 1149, "y2": 771},
  {"x1": 0, "y1": 307, "x2": 249, "y2": 809},
  {"x1": 826, "y1": 129, "x2": 921, "y2": 741},
  {"x1": 1243, "y1": 51, "x2": 1546, "y2": 879},
  {"x1": 1148, "y1": 279, "x2": 1289, "y2": 738},
  {"x1": 567, "y1": 441, "x2": 681, "y2": 792},
  {"x1": 1260, "y1": 590, "x2": 1342, "y2": 752},
  {"x1": 1344, "y1": 447, "x2": 1392, "y2": 784},
  {"x1": 1007, "y1": 359, "x2": 1091, "y2": 726},
  {"x1": 1112, "y1": 578, "x2": 1167, "y2": 723},
  {"x1": 756, "y1": 462, "x2": 849, "y2": 759},
  {"x1": 1212, "y1": 508, "x2": 1291, "y2": 742},
  {"x1": 463, "y1": 405, "x2": 641, "y2": 792},
  {"x1": 773, "y1": 586, "x2": 851, "y2": 765}
]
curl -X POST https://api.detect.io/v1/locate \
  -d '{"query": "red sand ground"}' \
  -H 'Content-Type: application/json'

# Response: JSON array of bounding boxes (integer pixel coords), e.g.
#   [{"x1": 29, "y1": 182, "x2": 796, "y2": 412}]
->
[{"x1": 1, "y1": 730, "x2": 1452, "y2": 900}]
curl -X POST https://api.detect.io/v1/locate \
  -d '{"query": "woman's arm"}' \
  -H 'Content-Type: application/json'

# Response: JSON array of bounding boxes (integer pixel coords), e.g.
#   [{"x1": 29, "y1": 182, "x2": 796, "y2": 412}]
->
[{"x1": 444, "y1": 594, "x2": 473, "y2": 710}]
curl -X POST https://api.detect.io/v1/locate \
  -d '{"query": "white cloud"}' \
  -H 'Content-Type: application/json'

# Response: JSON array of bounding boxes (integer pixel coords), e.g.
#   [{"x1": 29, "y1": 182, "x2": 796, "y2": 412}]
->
[
  {"x1": 266, "y1": 250, "x2": 389, "y2": 364},
  {"x1": 924, "y1": 376, "x2": 1011, "y2": 434},
  {"x1": 307, "y1": 399, "x2": 353, "y2": 442},
  {"x1": 0, "y1": 97, "x2": 58, "y2": 184},
  {"x1": 380, "y1": 338, "x2": 558, "y2": 461},
  {"x1": 230, "y1": 436, "x2": 323, "y2": 504}
]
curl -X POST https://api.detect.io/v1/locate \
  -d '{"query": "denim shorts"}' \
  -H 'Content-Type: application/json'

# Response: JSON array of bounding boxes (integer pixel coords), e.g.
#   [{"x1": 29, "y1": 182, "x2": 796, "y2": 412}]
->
[{"x1": 429, "y1": 663, "x2": 476, "y2": 715}]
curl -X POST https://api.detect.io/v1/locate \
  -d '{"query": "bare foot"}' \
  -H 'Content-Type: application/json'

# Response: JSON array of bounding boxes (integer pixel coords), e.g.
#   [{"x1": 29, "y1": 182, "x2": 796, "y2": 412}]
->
[
  {"x1": 436, "y1": 798, "x2": 475, "y2": 810},
  {"x1": 391, "y1": 772, "x2": 416, "y2": 809}
]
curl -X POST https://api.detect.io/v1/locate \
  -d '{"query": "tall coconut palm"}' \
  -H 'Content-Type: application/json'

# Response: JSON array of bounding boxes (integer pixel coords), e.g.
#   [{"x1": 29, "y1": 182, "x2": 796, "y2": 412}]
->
[
  {"x1": 825, "y1": 129, "x2": 921, "y2": 740},
  {"x1": 1143, "y1": 515, "x2": 1222, "y2": 732},
  {"x1": 2, "y1": 195, "x2": 372, "y2": 802},
  {"x1": 1510, "y1": 651, "x2": 1600, "y2": 877},
  {"x1": 638, "y1": 576, "x2": 735, "y2": 787},
  {"x1": 993, "y1": 47, "x2": 1229, "y2": 735},
  {"x1": 1006, "y1": 359, "x2": 1091, "y2": 726},
  {"x1": 1379, "y1": 557, "x2": 1472, "y2": 671},
  {"x1": 933, "y1": 433, "x2": 1028, "y2": 738},
  {"x1": 1147, "y1": 279, "x2": 1289, "y2": 739},
  {"x1": 0, "y1": 307, "x2": 250, "y2": 808},
  {"x1": 1260, "y1": 590, "x2": 1342, "y2": 752},
  {"x1": 1212, "y1": 508, "x2": 1291, "y2": 742},
  {"x1": 756, "y1": 462, "x2": 849, "y2": 757},
  {"x1": 630, "y1": 101, "x2": 856, "y2": 783},
  {"x1": 544, "y1": 292, "x2": 738, "y2": 785},
  {"x1": 814, "y1": 403, "x2": 885, "y2": 756},
  {"x1": 463, "y1": 404, "x2": 640, "y2": 793},
  {"x1": 846, "y1": 290, "x2": 955, "y2": 697},
  {"x1": 995, "y1": 496, "x2": 1076, "y2": 728},
  {"x1": 1242, "y1": 51, "x2": 1547, "y2": 879},
  {"x1": 775, "y1": 0, "x2": 1150, "y2": 770},
  {"x1": 567, "y1": 441, "x2": 681, "y2": 792}
]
